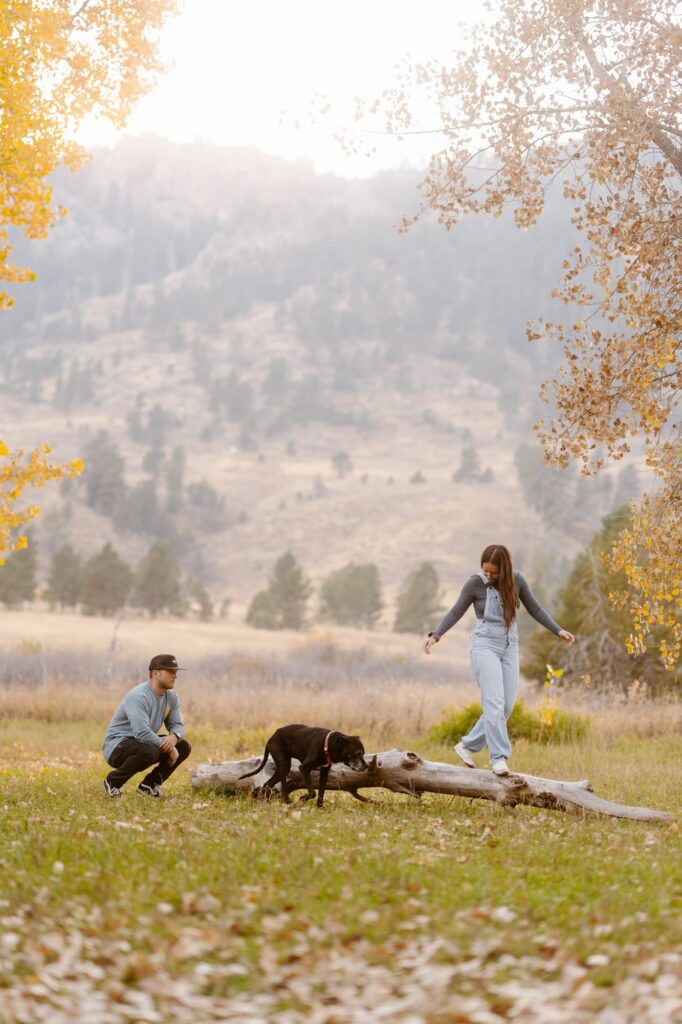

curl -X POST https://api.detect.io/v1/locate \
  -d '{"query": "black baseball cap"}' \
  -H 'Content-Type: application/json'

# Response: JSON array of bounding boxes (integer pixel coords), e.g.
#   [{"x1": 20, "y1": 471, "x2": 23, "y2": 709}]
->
[{"x1": 148, "y1": 654, "x2": 185, "y2": 672}]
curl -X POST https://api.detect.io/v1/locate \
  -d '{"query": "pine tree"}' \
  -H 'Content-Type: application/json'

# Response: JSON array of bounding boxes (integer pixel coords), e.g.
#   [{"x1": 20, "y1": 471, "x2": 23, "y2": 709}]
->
[
  {"x1": 133, "y1": 542, "x2": 183, "y2": 618},
  {"x1": 452, "y1": 445, "x2": 481, "y2": 482},
  {"x1": 319, "y1": 563, "x2": 383, "y2": 628},
  {"x1": 82, "y1": 431, "x2": 127, "y2": 515},
  {"x1": 46, "y1": 544, "x2": 82, "y2": 609},
  {"x1": 522, "y1": 508, "x2": 680, "y2": 695},
  {"x1": 188, "y1": 577, "x2": 213, "y2": 622},
  {"x1": 269, "y1": 551, "x2": 312, "y2": 630},
  {"x1": 246, "y1": 589, "x2": 280, "y2": 630},
  {"x1": 246, "y1": 552, "x2": 312, "y2": 630},
  {"x1": 0, "y1": 535, "x2": 37, "y2": 607},
  {"x1": 80, "y1": 543, "x2": 133, "y2": 616},
  {"x1": 393, "y1": 562, "x2": 444, "y2": 634}
]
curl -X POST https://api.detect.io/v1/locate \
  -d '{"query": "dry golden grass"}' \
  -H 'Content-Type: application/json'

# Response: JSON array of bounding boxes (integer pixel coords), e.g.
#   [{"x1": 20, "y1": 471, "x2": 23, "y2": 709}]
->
[
  {"x1": 2, "y1": 668, "x2": 680, "y2": 750},
  {"x1": 0, "y1": 608, "x2": 470, "y2": 668}
]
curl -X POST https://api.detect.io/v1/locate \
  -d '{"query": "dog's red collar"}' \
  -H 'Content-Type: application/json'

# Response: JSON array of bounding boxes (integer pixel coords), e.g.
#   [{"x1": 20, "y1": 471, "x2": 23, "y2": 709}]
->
[{"x1": 323, "y1": 730, "x2": 337, "y2": 767}]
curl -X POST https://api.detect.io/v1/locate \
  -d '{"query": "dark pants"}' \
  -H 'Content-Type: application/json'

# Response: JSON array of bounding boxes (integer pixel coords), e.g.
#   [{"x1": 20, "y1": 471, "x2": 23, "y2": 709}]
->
[{"x1": 106, "y1": 737, "x2": 192, "y2": 790}]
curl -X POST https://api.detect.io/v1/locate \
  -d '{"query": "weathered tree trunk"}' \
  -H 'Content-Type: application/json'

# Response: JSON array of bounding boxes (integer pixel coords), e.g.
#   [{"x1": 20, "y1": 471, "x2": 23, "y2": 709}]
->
[{"x1": 191, "y1": 748, "x2": 673, "y2": 822}]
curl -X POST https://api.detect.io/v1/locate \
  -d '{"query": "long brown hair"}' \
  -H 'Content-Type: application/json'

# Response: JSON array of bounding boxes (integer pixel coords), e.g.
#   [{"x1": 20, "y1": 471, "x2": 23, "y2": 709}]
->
[{"x1": 480, "y1": 544, "x2": 518, "y2": 630}]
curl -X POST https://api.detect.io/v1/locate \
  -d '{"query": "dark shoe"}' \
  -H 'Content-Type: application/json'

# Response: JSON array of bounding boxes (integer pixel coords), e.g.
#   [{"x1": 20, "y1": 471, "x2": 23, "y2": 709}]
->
[
  {"x1": 103, "y1": 779, "x2": 122, "y2": 798},
  {"x1": 137, "y1": 782, "x2": 162, "y2": 799}
]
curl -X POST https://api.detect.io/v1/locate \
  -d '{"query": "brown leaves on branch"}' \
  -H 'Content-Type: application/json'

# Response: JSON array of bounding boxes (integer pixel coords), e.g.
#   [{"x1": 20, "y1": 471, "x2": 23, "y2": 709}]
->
[{"x1": 356, "y1": 0, "x2": 681, "y2": 667}]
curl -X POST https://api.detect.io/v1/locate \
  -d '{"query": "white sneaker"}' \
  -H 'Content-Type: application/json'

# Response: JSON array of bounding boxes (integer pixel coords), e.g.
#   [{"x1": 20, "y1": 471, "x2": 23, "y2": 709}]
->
[
  {"x1": 454, "y1": 742, "x2": 476, "y2": 768},
  {"x1": 491, "y1": 759, "x2": 509, "y2": 776}
]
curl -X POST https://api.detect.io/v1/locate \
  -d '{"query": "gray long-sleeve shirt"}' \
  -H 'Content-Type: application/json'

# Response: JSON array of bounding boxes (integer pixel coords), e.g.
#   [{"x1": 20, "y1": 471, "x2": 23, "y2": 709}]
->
[
  {"x1": 433, "y1": 570, "x2": 561, "y2": 638},
  {"x1": 102, "y1": 681, "x2": 185, "y2": 761}
]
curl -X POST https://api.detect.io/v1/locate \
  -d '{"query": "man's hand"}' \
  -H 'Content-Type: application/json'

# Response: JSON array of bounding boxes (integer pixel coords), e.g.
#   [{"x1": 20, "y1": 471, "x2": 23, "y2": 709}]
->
[{"x1": 159, "y1": 733, "x2": 178, "y2": 753}]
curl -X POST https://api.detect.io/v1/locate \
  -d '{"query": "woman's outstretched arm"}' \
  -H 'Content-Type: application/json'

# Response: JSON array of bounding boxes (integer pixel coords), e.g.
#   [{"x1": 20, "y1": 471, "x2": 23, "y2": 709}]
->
[
  {"x1": 516, "y1": 572, "x2": 573, "y2": 643},
  {"x1": 423, "y1": 577, "x2": 478, "y2": 654}
]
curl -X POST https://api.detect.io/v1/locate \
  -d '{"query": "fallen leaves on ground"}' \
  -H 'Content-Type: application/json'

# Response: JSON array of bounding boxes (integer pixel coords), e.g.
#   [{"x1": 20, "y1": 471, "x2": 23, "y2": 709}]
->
[{"x1": 0, "y1": 914, "x2": 679, "y2": 1024}]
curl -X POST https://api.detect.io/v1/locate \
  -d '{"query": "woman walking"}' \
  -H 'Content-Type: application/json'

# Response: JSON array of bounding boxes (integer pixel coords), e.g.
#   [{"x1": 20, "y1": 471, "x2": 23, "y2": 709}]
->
[{"x1": 423, "y1": 544, "x2": 574, "y2": 775}]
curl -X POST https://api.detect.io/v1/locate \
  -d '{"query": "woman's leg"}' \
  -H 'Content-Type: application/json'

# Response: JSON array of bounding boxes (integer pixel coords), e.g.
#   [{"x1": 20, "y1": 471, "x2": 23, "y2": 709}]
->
[
  {"x1": 501, "y1": 641, "x2": 520, "y2": 721},
  {"x1": 462, "y1": 643, "x2": 510, "y2": 761}
]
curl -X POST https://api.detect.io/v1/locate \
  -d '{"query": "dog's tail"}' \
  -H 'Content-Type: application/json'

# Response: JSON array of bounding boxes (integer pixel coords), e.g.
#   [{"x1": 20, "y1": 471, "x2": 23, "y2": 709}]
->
[{"x1": 238, "y1": 744, "x2": 270, "y2": 780}]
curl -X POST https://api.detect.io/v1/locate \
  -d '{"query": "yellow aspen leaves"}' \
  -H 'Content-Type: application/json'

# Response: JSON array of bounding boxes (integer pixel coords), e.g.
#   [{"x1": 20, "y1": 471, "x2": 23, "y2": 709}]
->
[
  {"x1": 0, "y1": 443, "x2": 84, "y2": 561},
  {"x1": 0, "y1": 1, "x2": 175, "y2": 551},
  {"x1": 0, "y1": 0, "x2": 176, "y2": 306}
]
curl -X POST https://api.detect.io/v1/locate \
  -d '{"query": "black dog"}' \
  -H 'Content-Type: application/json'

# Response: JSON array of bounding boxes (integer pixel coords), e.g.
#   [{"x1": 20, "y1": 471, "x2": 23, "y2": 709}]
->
[{"x1": 239, "y1": 724, "x2": 369, "y2": 807}]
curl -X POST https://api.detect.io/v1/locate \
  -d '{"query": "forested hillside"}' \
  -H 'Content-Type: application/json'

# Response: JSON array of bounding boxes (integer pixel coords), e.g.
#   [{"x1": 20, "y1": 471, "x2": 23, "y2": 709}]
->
[{"x1": 0, "y1": 136, "x2": 639, "y2": 615}]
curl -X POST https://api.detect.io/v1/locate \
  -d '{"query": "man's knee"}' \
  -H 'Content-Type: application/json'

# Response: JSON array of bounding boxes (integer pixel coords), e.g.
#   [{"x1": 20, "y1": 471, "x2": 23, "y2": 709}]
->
[
  {"x1": 176, "y1": 738, "x2": 191, "y2": 758},
  {"x1": 137, "y1": 742, "x2": 163, "y2": 763}
]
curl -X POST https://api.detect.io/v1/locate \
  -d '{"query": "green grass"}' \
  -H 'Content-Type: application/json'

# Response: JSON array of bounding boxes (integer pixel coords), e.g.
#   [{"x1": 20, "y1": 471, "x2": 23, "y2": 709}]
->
[
  {"x1": 429, "y1": 699, "x2": 591, "y2": 745},
  {"x1": 0, "y1": 719, "x2": 680, "y2": 1019}
]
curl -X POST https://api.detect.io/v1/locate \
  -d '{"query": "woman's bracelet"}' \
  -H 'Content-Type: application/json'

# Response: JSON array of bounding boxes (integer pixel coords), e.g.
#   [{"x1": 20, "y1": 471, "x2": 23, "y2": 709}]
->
[{"x1": 427, "y1": 632, "x2": 440, "y2": 642}]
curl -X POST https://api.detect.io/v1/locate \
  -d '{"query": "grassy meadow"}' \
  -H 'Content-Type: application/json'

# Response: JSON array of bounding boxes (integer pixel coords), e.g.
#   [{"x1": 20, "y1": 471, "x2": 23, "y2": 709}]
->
[{"x1": 0, "y1": 640, "x2": 681, "y2": 1022}]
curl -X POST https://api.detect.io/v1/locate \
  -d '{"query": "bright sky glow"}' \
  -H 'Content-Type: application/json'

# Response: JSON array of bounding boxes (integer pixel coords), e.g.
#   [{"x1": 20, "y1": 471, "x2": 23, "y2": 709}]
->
[{"x1": 78, "y1": 0, "x2": 484, "y2": 177}]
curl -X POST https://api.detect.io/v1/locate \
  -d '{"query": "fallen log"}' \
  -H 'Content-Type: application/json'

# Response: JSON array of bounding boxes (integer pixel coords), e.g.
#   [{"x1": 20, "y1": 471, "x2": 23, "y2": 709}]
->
[{"x1": 191, "y1": 747, "x2": 673, "y2": 822}]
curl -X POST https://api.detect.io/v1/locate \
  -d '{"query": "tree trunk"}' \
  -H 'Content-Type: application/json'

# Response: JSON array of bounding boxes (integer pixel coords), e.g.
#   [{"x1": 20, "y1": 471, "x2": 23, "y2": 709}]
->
[{"x1": 190, "y1": 748, "x2": 673, "y2": 822}]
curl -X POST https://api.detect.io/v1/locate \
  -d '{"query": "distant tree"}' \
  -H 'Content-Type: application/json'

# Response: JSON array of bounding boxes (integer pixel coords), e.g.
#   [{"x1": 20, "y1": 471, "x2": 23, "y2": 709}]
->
[
  {"x1": 114, "y1": 479, "x2": 171, "y2": 539},
  {"x1": 133, "y1": 542, "x2": 184, "y2": 618},
  {"x1": 54, "y1": 361, "x2": 94, "y2": 411},
  {"x1": 144, "y1": 404, "x2": 179, "y2": 448},
  {"x1": 523, "y1": 508, "x2": 679, "y2": 695},
  {"x1": 331, "y1": 451, "x2": 352, "y2": 478},
  {"x1": 186, "y1": 480, "x2": 226, "y2": 532},
  {"x1": 82, "y1": 431, "x2": 127, "y2": 515},
  {"x1": 46, "y1": 544, "x2": 82, "y2": 610},
  {"x1": 452, "y1": 445, "x2": 481, "y2": 482},
  {"x1": 165, "y1": 445, "x2": 185, "y2": 512},
  {"x1": 188, "y1": 577, "x2": 213, "y2": 622},
  {"x1": 410, "y1": 470, "x2": 426, "y2": 484},
  {"x1": 320, "y1": 563, "x2": 383, "y2": 628},
  {"x1": 81, "y1": 543, "x2": 133, "y2": 617},
  {"x1": 142, "y1": 446, "x2": 165, "y2": 479},
  {"x1": 394, "y1": 562, "x2": 444, "y2": 634},
  {"x1": 246, "y1": 589, "x2": 280, "y2": 630},
  {"x1": 270, "y1": 551, "x2": 312, "y2": 630},
  {"x1": 219, "y1": 596, "x2": 232, "y2": 620},
  {"x1": 0, "y1": 534, "x2": 38, "y2": 607},
  {"x1": 247, "y1": 551, "x2": 312, "y2": 630}
]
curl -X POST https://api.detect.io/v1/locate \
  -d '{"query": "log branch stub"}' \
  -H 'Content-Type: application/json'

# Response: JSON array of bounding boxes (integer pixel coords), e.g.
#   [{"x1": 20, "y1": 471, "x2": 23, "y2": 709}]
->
[{"x1": 190, "y1": 747, "x2": 673, "y2": 822}]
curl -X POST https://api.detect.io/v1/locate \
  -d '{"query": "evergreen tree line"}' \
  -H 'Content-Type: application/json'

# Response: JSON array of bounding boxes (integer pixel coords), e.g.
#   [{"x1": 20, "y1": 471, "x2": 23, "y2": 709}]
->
[
  {"x1": 0, "y1": 538, "x2": 222, "y2": 621},
  {"x1": 246, "y1": 552, "x2": 445, "y2": 634},
  {"x1": 77, "y1": 430, "x2": 238, "y2": 542}
]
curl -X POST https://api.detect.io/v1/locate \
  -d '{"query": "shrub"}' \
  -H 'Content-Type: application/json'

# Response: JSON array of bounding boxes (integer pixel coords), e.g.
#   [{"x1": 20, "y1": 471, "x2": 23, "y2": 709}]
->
[{"x1": 429, "y1": 700, "x2": 590, "y2": 746}]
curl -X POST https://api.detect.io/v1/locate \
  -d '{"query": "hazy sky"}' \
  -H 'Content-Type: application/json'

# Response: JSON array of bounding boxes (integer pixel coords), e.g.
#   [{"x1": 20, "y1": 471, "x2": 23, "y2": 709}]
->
[{"x1": 78, "y1": 0, "x2": 485, "y2": 177}]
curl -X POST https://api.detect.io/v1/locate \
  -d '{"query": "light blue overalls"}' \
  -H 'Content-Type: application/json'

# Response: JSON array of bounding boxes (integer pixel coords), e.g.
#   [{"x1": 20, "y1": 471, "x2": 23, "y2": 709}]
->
[{"x1": 461, "y1": 571, "x2": 519, "y2": 763}]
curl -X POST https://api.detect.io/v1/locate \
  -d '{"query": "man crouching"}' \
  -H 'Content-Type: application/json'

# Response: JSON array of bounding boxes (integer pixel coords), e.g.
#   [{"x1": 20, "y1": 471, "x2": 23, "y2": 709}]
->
[{"x1": 102, "y1": 653, "x2": 191, "y2": 799}]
